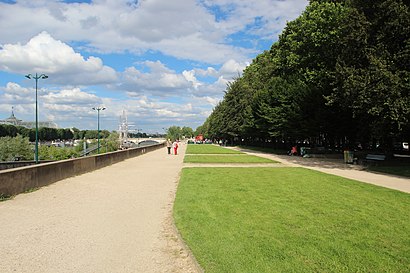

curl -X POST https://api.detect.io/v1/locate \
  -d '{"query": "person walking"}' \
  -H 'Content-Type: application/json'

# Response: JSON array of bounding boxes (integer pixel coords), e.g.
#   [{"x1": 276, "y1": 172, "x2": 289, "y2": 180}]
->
[
  {"x1": 166, "y1": 139, "x2": 172, "y2": 155},
  {"x1": 172, "y1": 140, "x2": 179, "y2": 155}
]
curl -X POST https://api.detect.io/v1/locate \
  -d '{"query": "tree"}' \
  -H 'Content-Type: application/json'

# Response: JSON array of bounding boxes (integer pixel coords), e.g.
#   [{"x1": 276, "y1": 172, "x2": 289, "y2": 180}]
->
[
  {"x1": 181, "y1": 127, "x2": 194, "y2": 138},
  {"x1": 100, "y1": 131, "x2": 120, "y2": 152},
  {"x1": 71, "y1": 127, "x2": 81, "y2": 139},
  {"x1": 328, "y1": 0, "x2": 410, "y2": 148},
  {"x1": 0, "y1": 135, "x2": 33, "y2": 161},
  {"x1": 166, "y1": 126, "x2": 182, "y2": 141},
  {"x1": 38, "y1": 145, "x2": 79, "y2": 161},
  {"x1": 0, "y1": 124, "x2": 18, "y2": 137},
  {"x1": 251, "y1": 77, "x2": 306, "y2": 140},
  {"x1": 199, "y1": 0, "x2": 410, "y2": 150}
]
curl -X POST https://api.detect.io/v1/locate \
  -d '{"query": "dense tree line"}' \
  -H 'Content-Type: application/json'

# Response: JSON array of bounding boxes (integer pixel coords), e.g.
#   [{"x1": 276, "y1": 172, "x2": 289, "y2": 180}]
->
[
  {"x1": 199, "y1": 0, "x2": 410, "y2": 152},
  {"x1": 0, "y1": 124, "x2": 111, "y2": 142},
  {"x1": 0, "y1": 131, "x2": 121, "y2": 161},
  {"x1": 165, "y1": 126, "x2": 194, "y2": 141}
]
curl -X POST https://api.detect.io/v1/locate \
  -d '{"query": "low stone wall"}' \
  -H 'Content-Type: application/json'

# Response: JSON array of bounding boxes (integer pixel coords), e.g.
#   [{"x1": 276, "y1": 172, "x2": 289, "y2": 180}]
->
[{"x1": 0, "y1": 144, "x2": 164, "y2": 197}]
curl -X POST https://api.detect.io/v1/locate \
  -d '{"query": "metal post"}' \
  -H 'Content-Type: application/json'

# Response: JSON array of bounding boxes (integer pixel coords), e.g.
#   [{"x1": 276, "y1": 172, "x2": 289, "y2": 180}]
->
[
  {"x1": 92, "y1": 106, "x2": 105, "y2": 154},
  {"x1": 35, "y1": 75, "x2": 38, "y2": 163},
  {"x1": 97, "y1": 109, "x2": 100, "y2": 154},
  {"x1": 25, "y1": 73, "x2": 48, "y2": 164}
]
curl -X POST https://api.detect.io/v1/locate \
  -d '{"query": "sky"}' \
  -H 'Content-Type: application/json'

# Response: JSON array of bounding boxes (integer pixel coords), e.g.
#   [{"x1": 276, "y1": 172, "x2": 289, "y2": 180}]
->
[{"x1": 0, "y1": 0, "x2": 308, "y2": 133}]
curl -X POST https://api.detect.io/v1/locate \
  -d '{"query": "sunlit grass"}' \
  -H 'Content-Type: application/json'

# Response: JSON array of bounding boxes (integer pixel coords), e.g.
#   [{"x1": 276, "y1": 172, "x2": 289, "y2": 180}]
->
[
  {"x1": 184, "y1": 154, "x2": 277, "y2": 163},
  {"x1": 174, "y1": 167, "x2": 410, "y2": 273},
  {"x1": 368, "y1": 165, "x2": 410, "y2": 178},
  {"x1": 186, "y1": 144, "x2": 243, "y2": 154}
]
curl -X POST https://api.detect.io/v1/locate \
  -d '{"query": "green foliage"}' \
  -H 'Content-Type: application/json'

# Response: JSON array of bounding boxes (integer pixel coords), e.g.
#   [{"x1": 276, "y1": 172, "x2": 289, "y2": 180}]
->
[
  {"x1": 0, "y1": 124, "x2": 78, "y2": 141},
  {"x1": 194, "y1": 123, "x2": 208, "y2": 138},
  {"x1": 199, "y1": 0, "x2": 410, "y2": 150},
  {"x1": 181, "y1": 126, "x2": 194, "y2": 138},
  {"x1": 101, "y1": 131, "x2": 120, "y2": 152},
  {"x1": 174, "y1": 167, "x2": 410, "y2": 272},
  {"x1": 0, "y1": 124, "x2": 18, "y2": 137},
  {"x1": 0, "y1": 193, "x2": 13, "y2": 202},
  {"x1": 183, "y1": 154, "x2": 277, "y2": 163},
  {"x1": 0, "y1": 135, "x2": 33, "y2": 161},
  {"x1": 38, "y1": 145, "x2": 79, "y2": 161},
  {"x1": 74, "y1": 131, "x2": 120, "y2": 154},
  {"x1": 251, "y1": 77, "x2": 307, "y2": 139},
  {"x1": 165, "y1": 125, "x2": 194, "y2": 141}
]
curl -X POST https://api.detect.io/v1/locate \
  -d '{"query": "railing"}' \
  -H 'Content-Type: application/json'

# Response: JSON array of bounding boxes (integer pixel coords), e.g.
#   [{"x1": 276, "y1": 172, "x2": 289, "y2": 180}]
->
[{"x1": 80, "y1": 144, "x2": 100, "y2": 156}]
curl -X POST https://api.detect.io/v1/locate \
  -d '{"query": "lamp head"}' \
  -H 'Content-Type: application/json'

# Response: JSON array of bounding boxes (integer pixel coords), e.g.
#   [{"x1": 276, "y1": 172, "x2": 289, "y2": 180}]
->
[
  {"x1": 25, "y1": 74, "x2": 32, "y2": 79},
  {"x1": 102, "y1": 107, "x2": 106, "y2": 110},
  {"x1": 41, "y1": 75, "x2": 48, "y2": 79}
]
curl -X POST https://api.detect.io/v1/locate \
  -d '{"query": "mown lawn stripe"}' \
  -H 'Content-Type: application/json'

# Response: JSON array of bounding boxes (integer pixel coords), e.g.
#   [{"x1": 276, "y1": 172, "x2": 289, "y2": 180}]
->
[{"x1": 174, "y1": 167, "x2": 410, "y2": 273}]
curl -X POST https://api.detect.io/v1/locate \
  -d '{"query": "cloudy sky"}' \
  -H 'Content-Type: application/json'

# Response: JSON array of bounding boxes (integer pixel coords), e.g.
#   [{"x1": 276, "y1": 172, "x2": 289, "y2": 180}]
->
[{"x1": 0, "y1": 0, "x2": 308, "y2": 133}]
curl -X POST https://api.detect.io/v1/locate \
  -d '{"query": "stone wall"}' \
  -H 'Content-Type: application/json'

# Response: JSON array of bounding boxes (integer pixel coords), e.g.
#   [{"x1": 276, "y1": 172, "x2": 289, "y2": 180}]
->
[{"x1": 0, "y1": 144, "x2": 163, "y2": 197}]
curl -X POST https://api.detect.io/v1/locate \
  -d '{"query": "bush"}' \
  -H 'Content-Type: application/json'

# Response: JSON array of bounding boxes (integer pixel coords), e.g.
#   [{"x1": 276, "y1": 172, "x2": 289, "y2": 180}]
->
[{"x1": 0, "y1": 135, "x2": 33, "y2": 161}]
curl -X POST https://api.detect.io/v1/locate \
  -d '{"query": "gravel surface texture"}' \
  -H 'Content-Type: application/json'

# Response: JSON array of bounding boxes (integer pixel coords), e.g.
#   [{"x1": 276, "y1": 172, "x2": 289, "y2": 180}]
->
[{"x1": 0, "y1": 143, "x2": 201, "y2": 273}]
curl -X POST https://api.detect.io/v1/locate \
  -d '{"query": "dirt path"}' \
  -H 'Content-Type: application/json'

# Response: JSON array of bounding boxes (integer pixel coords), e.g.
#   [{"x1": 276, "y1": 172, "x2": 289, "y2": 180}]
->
[
  {"x1": 233, "y1": 147, "x2": 410, "y2": 193},
  {"x1": 0, "y1": 144, "x2": 200, "y2": 273}
]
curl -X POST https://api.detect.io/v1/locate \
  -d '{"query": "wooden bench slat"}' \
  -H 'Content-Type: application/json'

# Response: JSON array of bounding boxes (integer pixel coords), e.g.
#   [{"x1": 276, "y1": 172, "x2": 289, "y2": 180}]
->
[{"x1": 365, "y1": 154, "x2": 386, "y2": 161}]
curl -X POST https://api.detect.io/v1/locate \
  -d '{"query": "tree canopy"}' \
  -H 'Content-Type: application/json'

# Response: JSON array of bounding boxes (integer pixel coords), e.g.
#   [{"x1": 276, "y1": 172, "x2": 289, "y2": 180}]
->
[{"x1": 199, "y1": 0, "x2": 410, "y2": 151}]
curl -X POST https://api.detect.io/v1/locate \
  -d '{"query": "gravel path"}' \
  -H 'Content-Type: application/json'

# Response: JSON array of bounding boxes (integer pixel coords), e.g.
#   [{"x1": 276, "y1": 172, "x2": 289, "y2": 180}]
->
[{"x1": 0, "y1": 143, "x2": 200, "y2": 273}]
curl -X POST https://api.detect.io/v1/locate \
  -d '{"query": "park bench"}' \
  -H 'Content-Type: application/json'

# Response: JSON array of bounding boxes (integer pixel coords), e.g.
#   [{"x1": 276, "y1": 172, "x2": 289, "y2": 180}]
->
[{"x1": 363, "y1": 154, "x2": 386, "y2": 166}]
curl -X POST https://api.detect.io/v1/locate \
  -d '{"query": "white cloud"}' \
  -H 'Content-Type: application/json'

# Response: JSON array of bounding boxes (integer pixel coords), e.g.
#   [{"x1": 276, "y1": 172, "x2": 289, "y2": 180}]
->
[
  {"x1": 182, "y1": 70, "x2": 202, "y2": 89},
  {"x1": 0, "y1": 0, "x2": 309, "y2": 131},
  {"x1": 1, "y1": 81, "x2": 219, "y2": 131},
  {"x1": 121, "y1": 61, "x2": 193, "y2": 96},
  {"x1": 0, "y1": 32, "x2": 117, "y2": 85},
  {"x1": 42, "y1": 88, "x2": 101, "y2": 105},
  {"x1": 219, "y1": 59, "x2": 249, "y2": 79},
  {"x1": 120, "y1": 58, "x2": 247, "y2": 99},
  {"x1": 0, "y1": 0, "x2": 307, "y2": 64}
]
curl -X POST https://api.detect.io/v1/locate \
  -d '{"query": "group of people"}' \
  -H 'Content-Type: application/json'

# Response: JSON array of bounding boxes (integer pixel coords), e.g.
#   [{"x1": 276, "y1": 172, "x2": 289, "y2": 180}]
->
[{"x1": 166, "y1": 139, "x2": 179, "y2": 155}]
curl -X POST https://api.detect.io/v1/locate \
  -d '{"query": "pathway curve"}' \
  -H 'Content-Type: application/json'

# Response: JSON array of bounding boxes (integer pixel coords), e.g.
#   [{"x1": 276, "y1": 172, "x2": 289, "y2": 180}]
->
[
  {"x1": 232, "y1": 147, "x2": 410, "y2": 193},
  {"x1": 0, "y1": 144, "x2": 201, "y2": 273}
]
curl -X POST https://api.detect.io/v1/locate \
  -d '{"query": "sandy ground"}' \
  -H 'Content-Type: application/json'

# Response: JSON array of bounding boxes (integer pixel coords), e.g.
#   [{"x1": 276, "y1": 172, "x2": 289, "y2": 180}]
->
[{"x1": 0, "y1": 143, "x2": 201, "y2": 273}]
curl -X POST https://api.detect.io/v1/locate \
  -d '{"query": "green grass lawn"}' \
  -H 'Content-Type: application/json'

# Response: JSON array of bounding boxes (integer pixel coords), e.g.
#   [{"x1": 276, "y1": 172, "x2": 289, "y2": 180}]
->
[
  {"x1": 238, "y1": 145, "x2": 288, "y2": 155},
  {"x1": 174, "y1": 167, "x2": 410, "y2": 273},
  {"x1": 184, "y1": 154, "x2": 277, "y2": 163},
  {"x1": 186, "y1": 144, "x2": 243, "y2": 154},
  {"x1": 368, "y1": 165, "x2": 410, "y2": 178}
]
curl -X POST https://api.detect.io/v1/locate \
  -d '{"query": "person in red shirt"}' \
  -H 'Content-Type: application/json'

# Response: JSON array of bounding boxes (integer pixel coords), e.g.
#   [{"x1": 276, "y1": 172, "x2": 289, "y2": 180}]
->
[
  {"x1": 289, "y1": 146, "x2": 297, "y2": 156},
  {"x1": 172, "y1": 140, "x2": 179, "y2": 155}
]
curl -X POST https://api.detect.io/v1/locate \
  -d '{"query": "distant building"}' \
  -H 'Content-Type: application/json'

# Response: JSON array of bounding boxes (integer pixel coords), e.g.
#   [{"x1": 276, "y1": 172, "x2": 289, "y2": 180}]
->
[{"x1": 0, "y1": 109, "x2": 58, "y2": 129}]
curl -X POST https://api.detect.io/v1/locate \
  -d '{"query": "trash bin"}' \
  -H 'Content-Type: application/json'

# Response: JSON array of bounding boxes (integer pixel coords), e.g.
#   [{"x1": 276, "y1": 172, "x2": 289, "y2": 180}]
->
[{"x1": 344, "y1": 150, "x2": 354, "y2": 164}]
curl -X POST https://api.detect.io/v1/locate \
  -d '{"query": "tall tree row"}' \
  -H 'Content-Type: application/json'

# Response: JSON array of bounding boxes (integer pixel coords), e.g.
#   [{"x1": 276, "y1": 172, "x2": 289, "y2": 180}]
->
[{"x1": 201, "y1": 0, "x2": 410, "y2": 151}]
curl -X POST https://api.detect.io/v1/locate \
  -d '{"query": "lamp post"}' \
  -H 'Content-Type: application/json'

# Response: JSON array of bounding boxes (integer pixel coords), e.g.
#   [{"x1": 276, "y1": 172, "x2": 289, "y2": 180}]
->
[
  {"x1": 92, "y1": 106, "x2": 106, "y2": 154},
  {"x1": 136, "y1": 128, "x2": 142, "y2": 147},
  {"x1": 25, "y1": 73, "x2": 48, "y2": 164}
]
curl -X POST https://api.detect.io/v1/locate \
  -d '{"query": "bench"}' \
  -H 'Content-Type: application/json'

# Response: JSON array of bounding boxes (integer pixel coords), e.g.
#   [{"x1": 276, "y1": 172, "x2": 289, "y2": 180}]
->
[
  {"x1": 363, "y1": 154, "x2": 386, "y2": 166},
  {"x1": 365, "y1": 154, "x2": 386, "y2": 161}
]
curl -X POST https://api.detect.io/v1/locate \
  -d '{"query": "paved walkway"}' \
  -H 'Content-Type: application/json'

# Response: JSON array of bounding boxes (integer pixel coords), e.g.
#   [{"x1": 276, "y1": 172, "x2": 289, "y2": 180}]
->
[
  {"x1": 233, "y1": 147, "x2": 410, "y2": 193},
  {"x1": 0, "y1": 144, "x2": 200, "y2": 273}
]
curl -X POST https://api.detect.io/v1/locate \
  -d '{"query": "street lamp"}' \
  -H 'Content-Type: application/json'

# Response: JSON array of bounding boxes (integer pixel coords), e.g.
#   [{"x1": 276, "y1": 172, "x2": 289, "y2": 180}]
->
[
  {"x1": 136, "y1": 128, "x2": 142, "y2": 146},
  {"x1": 25, "y1": 73, "x2": 48, "y2": 164},
  {"x1": 92, "y1": 106, "x2": 106, "y2": 154}
]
